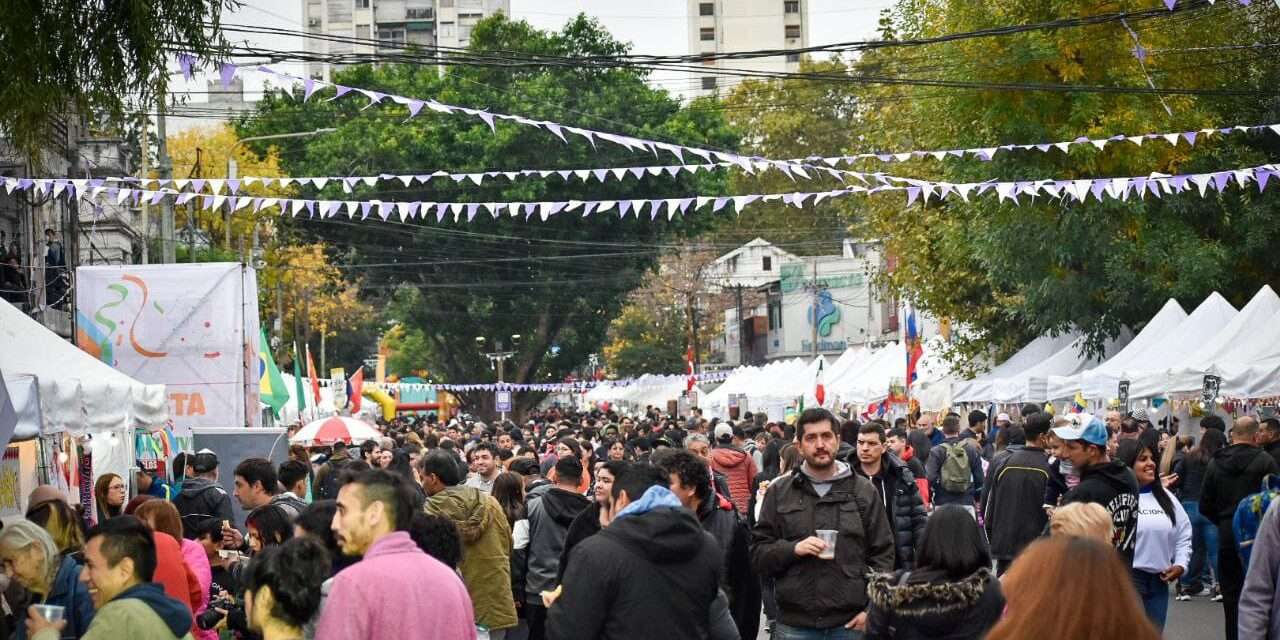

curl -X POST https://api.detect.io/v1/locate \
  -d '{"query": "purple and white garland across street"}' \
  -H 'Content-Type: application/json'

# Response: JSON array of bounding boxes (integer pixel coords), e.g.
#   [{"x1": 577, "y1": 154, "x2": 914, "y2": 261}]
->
[
  {"x1": 7, "y1": 163, "x2": 1280, "y2": 221},
  {"x1": 311, "y1": 370, "x2": 733, "y2": 393}
]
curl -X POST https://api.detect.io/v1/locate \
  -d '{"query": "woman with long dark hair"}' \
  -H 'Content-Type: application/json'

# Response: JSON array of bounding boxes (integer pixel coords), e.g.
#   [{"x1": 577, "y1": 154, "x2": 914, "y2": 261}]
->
[
  {"x1": 1117, "y1": 439, "x2": 1191, "y2": 630},
  {"x1": 1172, "y1": 428, "x2": 1227, "y2": 599},
  {"x1": 866, "y1": 505, "x2": 1004, "y2": 639},
  {"x1": 92, "y1": 474, "x2": 125, "y2": 524},
  {"x1": 492, "y1": 471, "x2": 529, "y2": 633},
  {"x1": 987, "y1": 536, "x2": 1159, "y2": 640}
]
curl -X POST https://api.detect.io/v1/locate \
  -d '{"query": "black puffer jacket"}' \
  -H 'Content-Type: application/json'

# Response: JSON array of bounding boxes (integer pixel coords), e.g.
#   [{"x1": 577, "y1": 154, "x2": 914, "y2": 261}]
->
[
  {"x1": 1201, "y1": 443, "x2": 1280, "y2": 525},
  {"x1": 852, "y1": 453, "x2": 927, "y2": 570},
  {"x1": 865, "y1": 568, "x2": 1004, "y2": 640}
]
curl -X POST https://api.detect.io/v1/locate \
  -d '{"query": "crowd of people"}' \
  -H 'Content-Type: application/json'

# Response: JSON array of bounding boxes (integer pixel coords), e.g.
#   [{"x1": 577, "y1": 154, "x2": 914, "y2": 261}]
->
[{"x1": 2, "y1": 403, "x2": 1280, "y2": 639}]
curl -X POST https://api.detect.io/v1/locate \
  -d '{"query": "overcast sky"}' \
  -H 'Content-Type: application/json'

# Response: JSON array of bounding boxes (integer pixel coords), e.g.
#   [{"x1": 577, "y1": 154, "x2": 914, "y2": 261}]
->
[{"x1": 167, "y1": 0, "x2": 893, "y2": 131}]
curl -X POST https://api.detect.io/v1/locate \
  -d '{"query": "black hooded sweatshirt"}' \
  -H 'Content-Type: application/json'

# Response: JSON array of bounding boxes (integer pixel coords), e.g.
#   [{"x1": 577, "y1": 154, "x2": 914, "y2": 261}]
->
[
  {"x1": 525, "y1": 484, "x2": 591, "y2": 601},
  {"x1": 1201, "y1": 443, "x2": 1280, "y2": 526},
  {"x1": 547, "y1": 506, "x2": 722, "y2": 640},
  {"x1": 1061, "y1": 459, "x2": 1140, "y2": 560}
]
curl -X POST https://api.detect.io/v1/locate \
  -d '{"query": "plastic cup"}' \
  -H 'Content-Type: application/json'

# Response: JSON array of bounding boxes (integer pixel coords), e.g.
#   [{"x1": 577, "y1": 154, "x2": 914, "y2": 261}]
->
[
  {"x1": 816, "y1": 529, "x2": 838, "y2": 559},
  {"x1": 32, "y1": 604, "x2": 65, "y2": 623}
]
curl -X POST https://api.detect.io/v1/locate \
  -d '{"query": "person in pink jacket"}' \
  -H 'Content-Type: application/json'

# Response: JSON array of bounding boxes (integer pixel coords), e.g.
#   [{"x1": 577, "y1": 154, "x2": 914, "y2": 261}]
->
[
  {"x1": 316, "y1": 469, "x2": 474, "y2": 640},
  {"x1": 135, "y1": 499, "x2": 215, "y2": 640}
]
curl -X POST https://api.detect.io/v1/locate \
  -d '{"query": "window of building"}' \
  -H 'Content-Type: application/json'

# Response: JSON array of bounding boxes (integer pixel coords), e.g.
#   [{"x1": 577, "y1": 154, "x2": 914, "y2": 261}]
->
[
  {"x1": 355, "y1": 0, "x2": 370, "y2": 8},
  {"x1": 700, "y1": 27, "x2": 715, "y2": 41},
  {"x1": 701, "y1": 76, "x2": 717, "y2": 90},
  {"x1": 762, "y1": 256, "x2": 772, "y2": 271},
  {"x1": 440, "y1": 0, "x2": 454, "y2": 7},
  {"x1": 785, "y1": 24, "x2": 801, "y2": 39},
  {"x1": 768, "y1": 298, "x2": 783, "y2": 330},
  {"x1": 786, "y1": 52, "x2": 800, "y2": 63},
  {"x1": 439, "y1": 23, "x2": 455, "y2": 37},
  {"x1": 355, "y1": 24, "x2": 370, "y2": 40},
  {"x1": 700, "y1": 2, "x2": 715, "y2": 16},
  {"x1": 784, "y1": 0, "x2": 800, "y2": 13},
  {"x1": 378, "y1": 28, "x2": 406, "y2": 46}
]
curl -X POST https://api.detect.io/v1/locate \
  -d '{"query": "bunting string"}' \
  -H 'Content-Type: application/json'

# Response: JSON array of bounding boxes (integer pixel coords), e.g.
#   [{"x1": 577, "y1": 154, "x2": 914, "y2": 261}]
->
[
  {"x1": 10, "y1": 161, "x2": 1280, "y2": 221},
  {"x1": 310, "y1": 370, "x2": 734, "y2": 393}
]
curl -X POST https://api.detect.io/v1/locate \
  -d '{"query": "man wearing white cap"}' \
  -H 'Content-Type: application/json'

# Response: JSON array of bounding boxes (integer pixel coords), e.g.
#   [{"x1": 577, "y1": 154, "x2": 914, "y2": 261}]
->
[{"x1": 1053, "y1": 417, "x2": 1140, "y2": 560}]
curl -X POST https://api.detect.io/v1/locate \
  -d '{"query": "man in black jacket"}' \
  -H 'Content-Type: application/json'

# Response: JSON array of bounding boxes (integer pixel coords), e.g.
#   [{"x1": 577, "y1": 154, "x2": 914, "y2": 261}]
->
[
  {"x1": 1258, "y1": 417, "x2": 1280, "y2": 469},
  {"x1": 984, "y1": 413, "x2": 1052, "y2": 575},
  {"x1": 654, "y1": 448, "x2": 761, "y2": 640},
  {"x1": 171, "y1": 449, "x2": 234, "y2": 540},
  {"x1": 525, "y1": 456, "x2": 590, "y2": 640},
  {"x1": 1053, "y1": 417, "x2": 1139, "y2": 559},
  {"x1": 752, "y1": 408, "x2": 895, "y2": 637},
  {"x1": 853, "y1": 422, "x2": 926, "y2": 571},
  {"x1": 1200, "y1": 416, "x2": 1280, "y2": 640},
  {"x1": 548, "y1": 464, "x2": 722, "y2": 640}
]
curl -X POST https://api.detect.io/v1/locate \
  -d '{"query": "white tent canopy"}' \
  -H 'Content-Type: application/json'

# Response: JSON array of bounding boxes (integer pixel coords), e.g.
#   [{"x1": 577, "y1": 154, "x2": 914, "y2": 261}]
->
[
  {"x1": 953, "y1": 333, "x2": 1080, "y2": 402},
  {"x1": 0, "y1": 299, "x2": 167, "y2": 435},
  {"x1": 830, "y1": 342, "x2": 906, "y2": 405},
  {"x1": 1049, "y1": 298, "x2": 1190, "y2": 401},
  {"x1": 1129, "y1": 286, "x2": 1280, "y2": 398},
  {"x1": 987, "y1": 329, "x2": 1132, "y2": 404}
]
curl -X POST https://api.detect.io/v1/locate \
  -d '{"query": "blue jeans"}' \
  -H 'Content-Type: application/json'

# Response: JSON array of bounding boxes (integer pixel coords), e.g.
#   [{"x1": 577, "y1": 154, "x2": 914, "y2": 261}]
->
[
  {"x1": 774, "y1": 623, "x2": 864, "y2": 640},
  {"x1": 1132, "y1": 568, "x2": 1170, "y2": 630},
  {"x1": 1181, "y1": 500, "x2": 1219, "y2": 591}
]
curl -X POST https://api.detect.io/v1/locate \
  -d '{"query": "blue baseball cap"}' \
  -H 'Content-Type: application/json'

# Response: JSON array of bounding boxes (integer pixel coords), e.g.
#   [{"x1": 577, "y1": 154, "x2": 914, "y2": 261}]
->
[{"x1": 1052, "y1": 417, "x2": 1109, "y2": 447}]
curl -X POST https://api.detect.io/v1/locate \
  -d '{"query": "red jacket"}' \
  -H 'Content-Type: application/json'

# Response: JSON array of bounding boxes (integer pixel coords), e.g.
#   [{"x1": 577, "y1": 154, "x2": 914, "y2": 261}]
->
[
  {"x1": 152, "y1": 532, "x2": 201, "y2": 633},
  {"x1": 711, "y1": 446, "x2": 758, "y2": 516}
]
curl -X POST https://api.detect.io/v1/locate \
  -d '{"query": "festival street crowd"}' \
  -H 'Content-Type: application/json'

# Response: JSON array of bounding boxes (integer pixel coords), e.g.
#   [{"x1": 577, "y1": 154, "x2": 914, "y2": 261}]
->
[{"x1": 5, "y1": 404, "x2": 1280, "y2": 639}]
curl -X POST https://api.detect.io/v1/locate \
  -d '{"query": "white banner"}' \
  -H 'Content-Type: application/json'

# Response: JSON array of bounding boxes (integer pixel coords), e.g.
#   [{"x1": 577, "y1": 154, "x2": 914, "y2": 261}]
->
[{"x1": 75, "y1": 263, "x2": 261, "y2": 430}]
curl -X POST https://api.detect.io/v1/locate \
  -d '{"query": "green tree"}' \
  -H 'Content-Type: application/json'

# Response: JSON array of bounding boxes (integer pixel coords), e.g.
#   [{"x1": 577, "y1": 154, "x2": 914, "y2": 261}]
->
[
  {"x1": 0, "y1": 1, "x2": 226, "y2": 162},
  {"x1": 603, "y1": 305, "x2": 687, "y2": 377},
  {"x1": 846, "y1": 2, "x2": 1280, "y2": 364},
  {"x1": 237, "y1": 14, "x2": 739, "y2": 413}
]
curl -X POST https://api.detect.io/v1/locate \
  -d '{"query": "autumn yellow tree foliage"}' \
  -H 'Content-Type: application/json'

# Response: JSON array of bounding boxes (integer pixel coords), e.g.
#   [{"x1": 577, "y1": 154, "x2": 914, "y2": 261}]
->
[
  {"x1": 164, "y1": 123, "x2": 294, "y2": 250},
  {"x1": 258, "y1": 243, "x2": 372, "y2": 348}
]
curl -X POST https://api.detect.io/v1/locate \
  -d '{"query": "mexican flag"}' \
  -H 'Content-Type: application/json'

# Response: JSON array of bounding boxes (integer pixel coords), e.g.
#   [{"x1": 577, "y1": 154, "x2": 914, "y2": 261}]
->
[
  {"x1": 257, "y1": 329, "x2": 288, "y2": 418},
  {"x1": 815, "y1": 358, "x2": 826, "y2": 406}
]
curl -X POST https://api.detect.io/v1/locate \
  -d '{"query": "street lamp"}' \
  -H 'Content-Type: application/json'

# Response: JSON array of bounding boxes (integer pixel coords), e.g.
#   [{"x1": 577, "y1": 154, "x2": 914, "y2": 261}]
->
[
  {"x1": 477, "y1": 334, "x2": 522, "y2": 420},
  {"x1": 225, "y1": 128, "x2": 337, "y2": 249}
]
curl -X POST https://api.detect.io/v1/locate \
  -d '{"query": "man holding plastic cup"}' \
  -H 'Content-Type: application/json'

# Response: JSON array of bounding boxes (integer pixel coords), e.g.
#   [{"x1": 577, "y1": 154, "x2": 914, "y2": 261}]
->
[{"x1": 752, "y1": 408, "x2": 895, "y2": 639}]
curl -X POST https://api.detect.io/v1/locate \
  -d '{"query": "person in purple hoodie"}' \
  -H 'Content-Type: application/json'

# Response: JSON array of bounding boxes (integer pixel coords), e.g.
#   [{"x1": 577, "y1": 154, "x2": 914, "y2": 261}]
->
[{"x1": 315, "y1": 470, "x2": 474, "y2": 640}]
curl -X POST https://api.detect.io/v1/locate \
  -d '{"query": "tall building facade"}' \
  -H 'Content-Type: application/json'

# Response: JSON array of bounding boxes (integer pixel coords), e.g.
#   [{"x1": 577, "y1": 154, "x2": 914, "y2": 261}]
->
[
  {"x1": 302, "y1": 0, "x2": 510, "y2": 81},
  {"x1": 686, "y1": 0, "x2": 808, "y2": 99}
]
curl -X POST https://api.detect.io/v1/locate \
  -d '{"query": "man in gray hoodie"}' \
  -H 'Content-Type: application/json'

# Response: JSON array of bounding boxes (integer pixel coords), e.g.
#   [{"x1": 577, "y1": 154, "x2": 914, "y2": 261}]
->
[{"x1": 524, "y1": 456, "x2": 590, "y2": 640}]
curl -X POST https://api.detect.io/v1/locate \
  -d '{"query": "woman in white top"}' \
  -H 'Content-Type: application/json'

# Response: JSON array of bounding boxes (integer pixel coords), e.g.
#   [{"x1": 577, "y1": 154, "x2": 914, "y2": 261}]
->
[{"x1": 1117, "y1": 439, "x2": 1192, "y2": 632}]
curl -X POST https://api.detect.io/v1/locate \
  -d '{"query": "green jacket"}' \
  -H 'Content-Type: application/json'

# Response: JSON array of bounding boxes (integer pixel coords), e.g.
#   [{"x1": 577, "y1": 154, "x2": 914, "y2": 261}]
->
[
  {"x1": 426, "y1": 485, "x2": 517, "y2": 630},
  {"x1": 35, "y1": 597, "x2": 194, "y2": 640}
]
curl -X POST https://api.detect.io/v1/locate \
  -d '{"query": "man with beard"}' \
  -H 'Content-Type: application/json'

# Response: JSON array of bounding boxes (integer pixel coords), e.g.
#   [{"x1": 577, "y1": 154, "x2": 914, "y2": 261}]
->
[{"x1": 752, "y1": 408, "x2": 894, "y2": 638}]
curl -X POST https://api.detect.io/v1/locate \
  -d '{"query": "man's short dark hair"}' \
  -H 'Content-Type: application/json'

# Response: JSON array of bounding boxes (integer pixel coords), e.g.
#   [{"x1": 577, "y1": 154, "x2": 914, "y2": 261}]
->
[
  {"x1": 839, "y1": 420, "x2": 861, "y2": 446},
  {"x1": 1263, "y1": 418, "x2": 1280, "y2": 435},
  {"x1": 277, "y1": 460, "x2": 309, "y2": 491},
  {"x1": 509, "y1": 458, "x2": 540, "y2": 477},
  {"x1": 418, "y1": 450, "x2": 464, "y2": 486},
  {"x1": 1020, "y1": 403, "x2": 1041, "y2": 419},
  {"x1": 347, "y1": 469, "x2": 415, "y2": 531},
  {"x1": 332, "y1": 440, "x2": 347, "y2": 452},
  {"x1": 191, "y1": 451, "x2": 219, "y2": 475},
  {"x1": 968, "y1": 410, "x2": 987, "y2": 428},
  {"x1": 651, "y1": 449, "x2": 711, "y2": 503},
  {"x1": 941, "y1": 415, "x2": 962, "y2": 435},
  {"x1": 235, "y1": 458, "x2": 279, "y2": 495},
  {"x1": 858, "y1": 422, "x2": 886, "y2": 443},
  {"x1": 887, "y1": 427, "x2": 908, "y2": 441},
  {"x1": 796, "y1": 408, "x2": 840, "y2": 440},
  {"x1": 553, "y1": 455, "x2": 583, "y2": 483},
  {"x1": 409, "y1": 512, "x2": 462, "y2": 570},
  {"x1": 468, "y1": 442, "x2": 499, "y2": 462},
  {"x1": 1201, "y1": 415, "x2": 1226, "y2": 432},
  {"x1": 86, "y1": 515, "x2": 157, "y2": 582},
  {"x1": 610, "y1": 462, "x2": 666, "y2": 503},
  {"x1": 1023, "y1": 412, "x2": 1052, "y2": 441}
]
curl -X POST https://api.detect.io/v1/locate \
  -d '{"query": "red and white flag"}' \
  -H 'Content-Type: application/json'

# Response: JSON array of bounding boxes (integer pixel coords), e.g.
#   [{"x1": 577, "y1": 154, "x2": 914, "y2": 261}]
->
[
  {"x1": 686, "y1": 347, "x2": 695, "y2": 391},
  {"x1": 815, "y1": 358, "x2": 826, "y2": 406}
]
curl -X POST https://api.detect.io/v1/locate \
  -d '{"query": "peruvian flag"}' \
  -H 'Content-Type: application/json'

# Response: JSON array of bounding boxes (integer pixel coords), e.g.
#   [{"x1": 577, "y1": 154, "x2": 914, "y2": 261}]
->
[
  {"x1": 347, "y1": 368, "x2": 364, "y2": 413},
  {"x1": 305, "y1": 345, "x2": 322, "y2": 404},
  {"x1": 815, "y1": 358, "x2": 826, "y2": 406},
  {"x1": 686, "y1": 347, "x2": 695, "y2": 391}
]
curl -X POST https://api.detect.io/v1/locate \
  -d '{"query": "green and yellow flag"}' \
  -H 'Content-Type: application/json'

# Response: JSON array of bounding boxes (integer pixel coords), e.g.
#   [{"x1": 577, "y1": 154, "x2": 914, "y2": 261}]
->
[{"x1": 258, "y1": 329, "x2": 288, "y2": 418}]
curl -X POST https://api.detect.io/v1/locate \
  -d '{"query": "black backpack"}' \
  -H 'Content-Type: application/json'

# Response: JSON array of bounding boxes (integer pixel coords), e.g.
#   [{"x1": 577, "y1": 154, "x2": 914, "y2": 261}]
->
[{"x1": 315, "y1": 458, "x2": 350, "y2": 500}]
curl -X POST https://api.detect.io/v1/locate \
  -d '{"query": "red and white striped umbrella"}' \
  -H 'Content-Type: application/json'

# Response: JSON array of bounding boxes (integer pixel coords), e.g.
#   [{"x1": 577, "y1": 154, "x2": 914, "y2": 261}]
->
[{"x1": 290, "y1": 416, "x2": 380, "y2": 445}]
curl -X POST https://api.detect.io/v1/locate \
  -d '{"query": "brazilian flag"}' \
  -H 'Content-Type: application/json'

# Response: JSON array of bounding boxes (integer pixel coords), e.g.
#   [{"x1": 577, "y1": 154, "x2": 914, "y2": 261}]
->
[{"x1": 258, "y1": 329, "x2": 288, "y2": 418}]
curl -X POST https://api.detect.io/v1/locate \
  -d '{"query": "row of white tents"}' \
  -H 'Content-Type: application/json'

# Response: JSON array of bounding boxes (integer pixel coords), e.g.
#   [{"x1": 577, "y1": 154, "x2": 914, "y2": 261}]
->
[{"x1": 586, "y1": 285, "x2": 1280, "y2": 420}]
